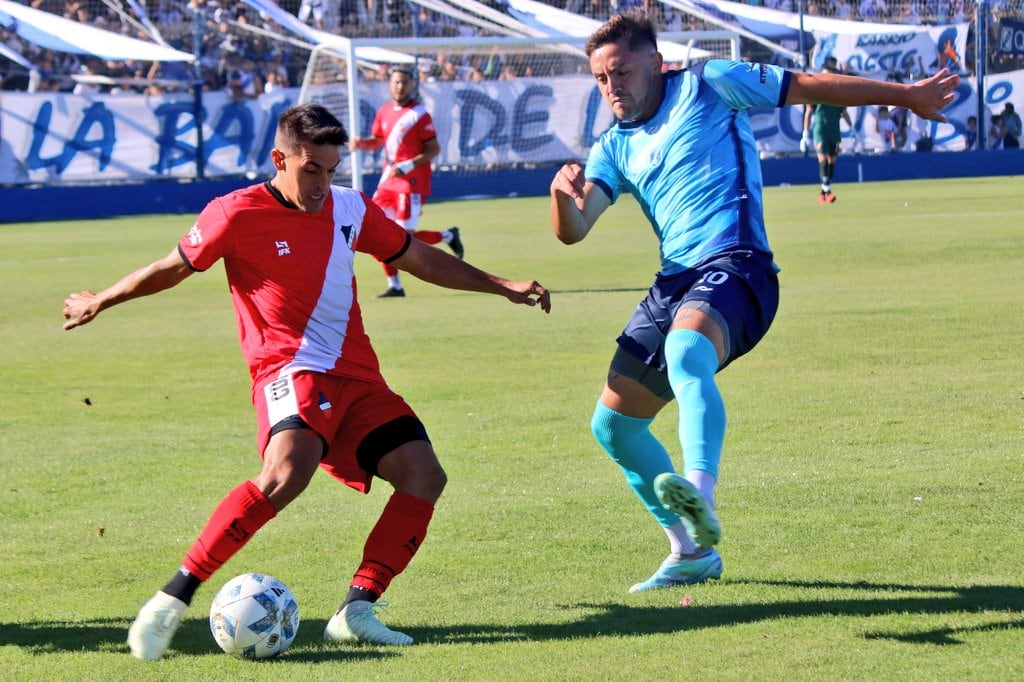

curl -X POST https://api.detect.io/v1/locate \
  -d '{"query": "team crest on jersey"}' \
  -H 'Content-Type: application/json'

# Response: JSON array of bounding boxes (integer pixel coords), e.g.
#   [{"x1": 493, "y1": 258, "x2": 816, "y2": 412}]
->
[
  {"x1": 187, "y1": 223, "x2": 202, "y2": 246},
  {"x1": 648, "y1": 146, "x2": 663, "y2": 167},
  {"x1": 339, "y1": 224, "x2": 355, "y2": 247},
  {"x1": 276, "y1": 240, "x2": 291, "y2": 256}
]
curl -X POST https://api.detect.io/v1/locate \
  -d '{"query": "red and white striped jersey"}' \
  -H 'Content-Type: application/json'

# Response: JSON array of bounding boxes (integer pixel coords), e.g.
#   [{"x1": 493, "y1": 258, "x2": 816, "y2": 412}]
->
[
  {"x1": 371, "y1": 99, "x2": 435, "y2": 196},
  {"x1": 179, "y1": 182, "x2": 410, "y2": 390}
]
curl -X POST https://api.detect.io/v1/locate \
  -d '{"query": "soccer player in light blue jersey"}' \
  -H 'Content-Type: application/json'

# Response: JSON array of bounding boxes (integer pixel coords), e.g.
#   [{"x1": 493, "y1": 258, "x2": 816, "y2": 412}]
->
[{"x1": 549, "y1": 9, "x2": 959, "y2": 592}]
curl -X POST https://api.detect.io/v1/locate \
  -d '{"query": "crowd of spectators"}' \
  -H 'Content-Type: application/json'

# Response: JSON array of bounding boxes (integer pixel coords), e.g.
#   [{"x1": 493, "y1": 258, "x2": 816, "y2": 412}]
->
[
  {"x1": 1, "y1": 0, "x2": 303, "y2": 94},
  {"x1": 0, "y1": 0, "x2": 1022, "y2": 95}
]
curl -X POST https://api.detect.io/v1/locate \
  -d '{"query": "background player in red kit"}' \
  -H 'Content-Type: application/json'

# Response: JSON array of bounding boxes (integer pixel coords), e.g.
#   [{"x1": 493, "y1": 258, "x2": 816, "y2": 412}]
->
[
  {"x1": 349, "y1": 64, "x2": 464, "y2": 298},
  {"x1": 63, "y1": 103, "x2": 550, "y2": 661}
]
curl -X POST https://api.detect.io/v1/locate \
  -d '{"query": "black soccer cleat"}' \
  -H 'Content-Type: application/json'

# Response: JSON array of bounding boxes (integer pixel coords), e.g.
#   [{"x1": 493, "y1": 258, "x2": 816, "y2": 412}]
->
[
  {"x1": 448, "y1": 226, "x2": 464, "y2": 259},
  {"x1": 377, "y1": 287, "x2": 406, "y2": 298}
]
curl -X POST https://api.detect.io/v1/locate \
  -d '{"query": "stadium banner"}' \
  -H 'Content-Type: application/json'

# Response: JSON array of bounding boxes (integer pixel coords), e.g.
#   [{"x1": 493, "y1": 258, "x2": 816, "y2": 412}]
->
[
  {"x1": 812, "y1": 23, "x2": 970, "y2": 74},
  {"x1": 997, "y1": 18, "x2": 1024, "y2": 58},
  {"x1": 1, "y1": 69, "x2": 1021, "y2": 185},
  {"x1": 0, "y1": 90, "x2": 297, "y2": 184}
]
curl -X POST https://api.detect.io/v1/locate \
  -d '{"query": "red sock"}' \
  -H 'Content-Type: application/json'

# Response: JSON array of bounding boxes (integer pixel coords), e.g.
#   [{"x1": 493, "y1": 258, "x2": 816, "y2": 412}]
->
[
  {"x1": 350, "y1": 492, "x2": 434, "y2": 596},
  {"x1": 181, "y1": 481, "x2": 277, "y2": 581},
  {"x1": 413, "y1": 230, "x2": 443, "y2": 245}
]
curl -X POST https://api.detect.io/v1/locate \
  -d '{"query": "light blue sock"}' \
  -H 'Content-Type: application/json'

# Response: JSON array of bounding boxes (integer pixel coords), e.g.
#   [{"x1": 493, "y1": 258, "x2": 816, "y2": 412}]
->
[
  {"x1": 591, "y1": 401, "x2": 678, "y2": 527},
  {"x1": 664, "y1": 329, "x2": 726, "y2": 479}
]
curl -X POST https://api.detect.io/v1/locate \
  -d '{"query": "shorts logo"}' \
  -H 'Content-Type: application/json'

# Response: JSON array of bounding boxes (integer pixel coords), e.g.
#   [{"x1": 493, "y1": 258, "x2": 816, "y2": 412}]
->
[{"x1": 276, "y1": 240, "x2": 291, "y2": 256}]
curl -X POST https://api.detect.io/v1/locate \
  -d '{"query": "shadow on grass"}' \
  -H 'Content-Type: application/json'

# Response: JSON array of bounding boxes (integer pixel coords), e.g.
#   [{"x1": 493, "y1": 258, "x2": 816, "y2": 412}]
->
[
  {"x1": 4, "y1": 580, "x2": 1021, "y2": 656},
  {"x1": 0, "y1": 617, "x2": 391, "y2": 663},
  {"x1": 405, "y1": 579, "x2": 1024, "y2": 646}
]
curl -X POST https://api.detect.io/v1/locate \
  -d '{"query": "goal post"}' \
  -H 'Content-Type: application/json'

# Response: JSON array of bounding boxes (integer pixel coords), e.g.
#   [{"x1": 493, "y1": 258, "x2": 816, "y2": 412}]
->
[{"x1": 299, "y1": 32, "x2": 740, "y2": 196}]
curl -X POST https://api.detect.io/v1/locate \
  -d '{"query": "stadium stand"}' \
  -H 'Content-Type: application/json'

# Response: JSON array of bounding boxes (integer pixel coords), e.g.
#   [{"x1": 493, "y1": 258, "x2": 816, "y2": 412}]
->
[{"x1": 0, "y1": 0, "x2": 1022, "y2": 221}]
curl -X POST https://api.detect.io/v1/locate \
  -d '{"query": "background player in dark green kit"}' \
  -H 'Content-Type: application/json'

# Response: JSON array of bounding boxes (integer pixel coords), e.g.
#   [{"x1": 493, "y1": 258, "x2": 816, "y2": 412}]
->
[{"x1": 802, "y1": 65, "x2": 852, "y2": 204}]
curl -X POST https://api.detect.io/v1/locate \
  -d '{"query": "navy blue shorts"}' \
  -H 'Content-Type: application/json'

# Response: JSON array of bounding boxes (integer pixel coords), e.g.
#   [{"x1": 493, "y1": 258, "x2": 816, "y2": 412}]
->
[{"x1": 612, "y1": 249, "x2": 779, "y2": 397}]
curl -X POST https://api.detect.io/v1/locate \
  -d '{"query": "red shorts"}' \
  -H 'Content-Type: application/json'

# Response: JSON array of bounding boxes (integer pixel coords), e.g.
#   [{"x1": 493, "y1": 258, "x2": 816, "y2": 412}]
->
[
  {"x1": 372, "y1": 189, "x2": 423, "y2": 225},
  {"x1": 254, "y1": 371, "x2": 420, "y2": 493}
]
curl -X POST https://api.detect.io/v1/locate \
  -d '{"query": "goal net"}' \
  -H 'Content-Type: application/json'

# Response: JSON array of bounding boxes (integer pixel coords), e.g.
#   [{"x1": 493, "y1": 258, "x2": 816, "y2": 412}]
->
[{"x1": 299, "y1": 33, "x2": 739, "y2": 196}]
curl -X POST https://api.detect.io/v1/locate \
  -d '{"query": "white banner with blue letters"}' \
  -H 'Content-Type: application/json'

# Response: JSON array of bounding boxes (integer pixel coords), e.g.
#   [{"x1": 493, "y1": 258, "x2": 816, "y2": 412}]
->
[
  {"x1": 1, "y1": 69, "x2": 1021, "y2": 186},
  {"x1": 812, "y1": 23, "x2": 970, "y2": 74}
]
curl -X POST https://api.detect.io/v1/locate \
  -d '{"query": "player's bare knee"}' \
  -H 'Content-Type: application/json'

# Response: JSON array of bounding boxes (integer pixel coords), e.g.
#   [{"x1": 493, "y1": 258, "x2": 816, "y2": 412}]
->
[
  {"x1": 416, "y1": 461, "x2": 447, "y2": 499},
  {"x1": 256, "y1": 457, "x2": 318, "y2": 510},
  {"x1": 396, "y1": 457, "x2": 447, "y2": 500}
]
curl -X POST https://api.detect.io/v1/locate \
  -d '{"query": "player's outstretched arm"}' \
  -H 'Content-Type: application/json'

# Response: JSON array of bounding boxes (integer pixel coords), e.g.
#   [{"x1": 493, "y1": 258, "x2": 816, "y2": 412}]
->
[
  {"x1": 63, "y1": 247, "x2": 194, "y2": 330},
  {"x1": 392, "y1": 239, "x2": 550, "y2": 313},
  {"x1": 549, "y1": 162, "x2": 610, "y2": 245},
  {"x1": 786, "y1": 68, "x2": 960, "y2": 123},
  {"x1": 349, "y1": 135, "x2": 384, "y2": 153}
]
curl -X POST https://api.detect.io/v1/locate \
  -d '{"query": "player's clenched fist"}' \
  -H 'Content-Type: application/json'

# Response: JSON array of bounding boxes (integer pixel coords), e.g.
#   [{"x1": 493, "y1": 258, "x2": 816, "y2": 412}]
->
[{"x1": 549, "y1": 162, "x2": 586, "y2": 207}]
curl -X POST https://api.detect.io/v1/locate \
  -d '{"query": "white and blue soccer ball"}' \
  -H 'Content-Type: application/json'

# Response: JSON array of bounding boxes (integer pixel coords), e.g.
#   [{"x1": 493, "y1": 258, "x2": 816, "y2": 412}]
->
[{"x1": 209, "y1": 572, "x2": 300, "y2": 659}]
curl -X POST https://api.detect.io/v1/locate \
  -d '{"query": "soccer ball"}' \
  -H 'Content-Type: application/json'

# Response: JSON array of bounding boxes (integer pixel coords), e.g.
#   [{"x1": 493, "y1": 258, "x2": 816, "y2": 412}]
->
[{"x1": 209, "y1": 572, "x2": 300, "y2": 659}]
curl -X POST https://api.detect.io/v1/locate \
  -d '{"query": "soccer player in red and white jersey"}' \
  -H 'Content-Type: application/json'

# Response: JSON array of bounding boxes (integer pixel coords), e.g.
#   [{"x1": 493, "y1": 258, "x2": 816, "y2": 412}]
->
[
  {"x1": 350, "y1": 64, "x2": 464, "y2": 298},
  {"x1": 63, "y1": 103, "x2": 550, "y2": 661}
]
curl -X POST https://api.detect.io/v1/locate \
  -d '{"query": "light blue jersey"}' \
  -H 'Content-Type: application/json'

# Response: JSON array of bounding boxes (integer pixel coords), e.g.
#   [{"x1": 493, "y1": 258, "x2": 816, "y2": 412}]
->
[{"x1": 586, "y1": 60, "x2": 791, "y2": 275}]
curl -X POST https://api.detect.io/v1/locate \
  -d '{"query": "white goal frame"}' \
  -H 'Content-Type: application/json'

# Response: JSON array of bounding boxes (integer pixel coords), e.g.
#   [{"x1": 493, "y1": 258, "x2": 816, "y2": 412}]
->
[{"x1": 300, "y1": 32, "x2": 741, "y2": 192}]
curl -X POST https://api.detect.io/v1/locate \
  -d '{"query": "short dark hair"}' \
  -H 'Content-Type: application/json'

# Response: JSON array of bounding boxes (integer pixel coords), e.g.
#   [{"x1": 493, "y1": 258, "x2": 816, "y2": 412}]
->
[
  {"x1": 585, "y1": 9, "x2": 658, "y2": 58},
  {"x1": 389, "y1": 63, "x2": 415, "y2": 78},
  {"x1": 276, "y1": 104, "x2": 348, "y2": 151}
]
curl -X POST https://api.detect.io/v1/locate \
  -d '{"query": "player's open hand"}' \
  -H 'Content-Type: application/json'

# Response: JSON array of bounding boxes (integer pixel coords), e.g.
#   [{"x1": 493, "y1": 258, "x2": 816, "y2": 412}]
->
[
  {"x1": 550, "y1": 162, "x2": 586, "y2": 210},
  {"x1": 505, "y1": 280, "x2": 551, "y2": 313},
  {"x1": 63, "y1": 291, "x2": 100, "y2": 330},
  {"x1": 909, "y1": 68, "x2": 960, "y2": 123}
]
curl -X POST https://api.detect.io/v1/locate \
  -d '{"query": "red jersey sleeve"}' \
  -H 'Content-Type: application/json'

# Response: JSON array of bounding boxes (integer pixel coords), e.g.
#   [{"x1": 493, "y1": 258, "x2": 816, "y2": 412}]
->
[
  {"x1": 353, "y1": 193, "x2": 412, "y2": 262},
  {"x1": 414, "y1": 111, "x2": 436, "y2": 145},
  {"x1": 179, "y1": 196, "x2": 236, "y2": 271}
]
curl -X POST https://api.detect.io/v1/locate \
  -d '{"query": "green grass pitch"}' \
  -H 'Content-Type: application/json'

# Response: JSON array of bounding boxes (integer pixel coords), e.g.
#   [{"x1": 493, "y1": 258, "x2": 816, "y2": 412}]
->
[{"x1": 1, "y1": 177, "x2": 1022, "y2": 680}]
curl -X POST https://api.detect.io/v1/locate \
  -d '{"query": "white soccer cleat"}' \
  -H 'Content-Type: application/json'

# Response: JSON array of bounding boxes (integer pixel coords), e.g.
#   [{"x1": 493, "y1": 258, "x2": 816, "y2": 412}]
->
[
  {"x1": 323, "y1": 600, "x2": 413, "y2": 646},
  {"x1": 127, "y1": 591, "x2": 188, "y2": 660},
  {"x1": 628, "y1": 548, "x2": 723, "y2": 593}
]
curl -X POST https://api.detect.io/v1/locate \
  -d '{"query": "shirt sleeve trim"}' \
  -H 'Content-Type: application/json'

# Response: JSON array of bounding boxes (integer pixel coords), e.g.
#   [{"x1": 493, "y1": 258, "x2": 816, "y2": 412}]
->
[
  {"x1": 177, "y1": 244, "x2": 203, "y2": 272},
  {"x1": 383, "y1": 231, "x2": 413, "y2": 264},
  {"x1": 591, "y1": 177, "x2": 614, "y2": 203},
  {"x1": 777, "y1": 70, "x2": 793, "y2": 108}
]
